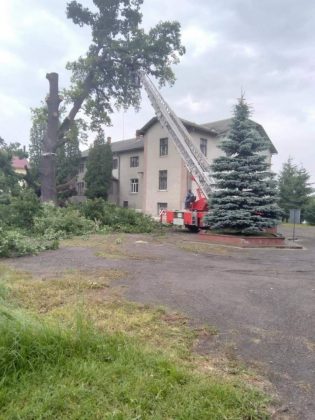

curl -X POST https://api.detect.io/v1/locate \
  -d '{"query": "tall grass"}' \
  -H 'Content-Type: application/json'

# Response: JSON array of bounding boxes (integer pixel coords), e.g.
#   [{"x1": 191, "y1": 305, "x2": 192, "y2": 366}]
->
[{"x1": 0, "y1": 283, "x2": 269, "y2": 419}]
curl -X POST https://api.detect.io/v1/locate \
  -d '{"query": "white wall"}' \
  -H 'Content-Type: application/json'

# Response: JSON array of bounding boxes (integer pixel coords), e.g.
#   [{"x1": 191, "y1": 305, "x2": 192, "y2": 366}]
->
[
  {"x1": 143, "y1": 121, "x2": 220, "y2": 215},
  {"x1": 117, "y1": 150, "x2": 144, "y2": 210}
]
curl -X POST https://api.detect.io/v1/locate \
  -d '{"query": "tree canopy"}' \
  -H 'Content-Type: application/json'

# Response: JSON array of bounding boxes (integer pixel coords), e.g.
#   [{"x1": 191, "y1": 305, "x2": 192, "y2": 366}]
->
[
  {"x1": 62, "y1": 0, "x2": 185, "y2": 134},
  {"x1": 0, "y1": 137, "x2": 26, "y2": 198},
  {"x1": 278, "y1": 158, "x2": 313, "y2": 220},
  {"x1": 207, "y1": 97, "x2": 281, "y2": 234},
  {"x1": 84, "y1": 133, "x2": 113, "y2": 200},
  {"x1": 40, "y1": 0, "x2": 185, "y2": 202},
  {"x1": 304, "y1": 196, "x2": 315, "y2": 225}
]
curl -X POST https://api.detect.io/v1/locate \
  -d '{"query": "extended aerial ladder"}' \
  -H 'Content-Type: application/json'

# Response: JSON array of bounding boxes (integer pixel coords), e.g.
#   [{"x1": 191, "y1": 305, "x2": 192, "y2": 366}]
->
[{"x1": 138, "y1": 71, "x2": 214, "y2": 199}]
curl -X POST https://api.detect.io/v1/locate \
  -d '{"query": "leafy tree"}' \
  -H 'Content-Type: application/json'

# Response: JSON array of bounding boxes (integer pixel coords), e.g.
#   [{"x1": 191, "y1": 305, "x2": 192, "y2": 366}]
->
[
  {"x1": 84, "y1": 133, "x2": 113, "y2": 200},
  {"x1": 278, "y1": 158, "x2": 313, "y2": 221},
  {"x1": 0, "y1": 136, "x2": 27, "y2": 158},
  {"x1": 29, "y1": 106, "x2": 47, "y2": 182},
  {"x1": 0, "y1": 137, "x2": 24, "y2": 198},
  {"x1": 41, "y1": 0, "x2": 185, "y2": 202},
  {"x1": 56, "y1": 123, "x2": 82, "y2": 203},
  {"x1": 304, "y1": 197, "x2": 315, "y2": 225},
  {"x1": 207, "y1": 97, "x2": 281, "y2": 234},
  {"x1": 0, "y1": 150, "x2": 19, "y2": 198}
]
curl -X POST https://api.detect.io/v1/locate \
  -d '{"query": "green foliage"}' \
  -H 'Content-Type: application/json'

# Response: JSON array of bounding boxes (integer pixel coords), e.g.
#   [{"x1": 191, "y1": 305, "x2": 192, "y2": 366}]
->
[
  {"x1": 304, "y1": 197, "x2": 315, "y2": 225},
  {"x1": 65, "y1": 0, "x2": 185, "y2": 131},
  {"x1": 0, "y1": 191, "x2": 96, "y2": 257},
  {"x1": 78, "y1": 198, "x2": 158, "y2": 233},
  {"x1": 0, "y1": 292, "x2": 268, "y2": 419},
  {"x1": 0, "y1": 189, "x2": 41, "y2": 230},
  {"x1": 207, "y1": 97, "x2": 281, "y2": 234},
  {"x1": 0, "y1": 227, "x2": 58, "y2": 257},
  {"x1": 278, "y1": 158, "x2": 313, "y2": 221},
  {"x1": 0, "y1": 136, "x2": 27, "y2": 158},
  {"x1": 56, "y1": 124, "x2": 82, "y2": 204},
  {"x1": 33, "y1": 203, "x2": 97, "y2": 240},
  {"x1": 0, "y1": 137, "x2": 28, "y2": 199},
  {"x1": 0, "y1": 148, "x2": 21, "y2": 197},
  {"x1": 28, "y1": 106, "x2": 47, "y2": 182},
  {"x1": 7, "y1": 189, "x2": 41, "y2": 229},
  {"x1": 84, "y1": 133, "x2": 113, "y2": 200},
  {"x1": 0, "y1": 192, "x2": 158, "y2": 258}
]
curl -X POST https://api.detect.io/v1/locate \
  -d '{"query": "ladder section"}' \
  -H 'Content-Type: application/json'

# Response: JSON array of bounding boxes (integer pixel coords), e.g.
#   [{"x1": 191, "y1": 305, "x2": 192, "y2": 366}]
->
[{"x1": 139, "y1": 71, "x2": 213, "y2": 197}]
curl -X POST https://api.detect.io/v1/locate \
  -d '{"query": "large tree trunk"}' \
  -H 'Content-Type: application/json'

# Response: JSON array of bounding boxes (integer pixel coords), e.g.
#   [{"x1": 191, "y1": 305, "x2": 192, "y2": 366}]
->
[
  {"x1": 40, "y1": 73, "x2": 62, "y2": 203},
  {"x1": 40, "y1": 69, "x2": 95, "y2": 202}
]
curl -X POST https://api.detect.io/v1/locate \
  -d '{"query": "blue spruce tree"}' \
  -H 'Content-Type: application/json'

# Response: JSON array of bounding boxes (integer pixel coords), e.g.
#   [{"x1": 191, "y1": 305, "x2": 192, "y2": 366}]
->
[{"x1": 207, "y1": 96, "x2": 281, "y2": 234}]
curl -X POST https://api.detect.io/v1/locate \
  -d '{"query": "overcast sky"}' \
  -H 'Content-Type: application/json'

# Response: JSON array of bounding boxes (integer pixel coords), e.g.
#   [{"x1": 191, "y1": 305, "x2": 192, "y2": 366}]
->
[{"x1": 1, "y1": 0, "x2": 315, "y2": 182}]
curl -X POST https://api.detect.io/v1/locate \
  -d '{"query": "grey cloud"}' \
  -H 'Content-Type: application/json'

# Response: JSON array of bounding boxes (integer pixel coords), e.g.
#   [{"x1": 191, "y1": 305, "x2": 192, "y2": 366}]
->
[{"x1": 0, "y1": 0, "x2": 314, "y2": 181}]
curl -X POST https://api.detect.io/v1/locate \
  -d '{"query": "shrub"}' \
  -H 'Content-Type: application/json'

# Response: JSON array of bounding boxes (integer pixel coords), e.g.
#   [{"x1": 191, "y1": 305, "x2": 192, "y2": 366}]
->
[
  {"x1": 78, "y1": 199, "x2": 158, "y2": 233},
  {"x1": 0, "y1": 189, "x2": 41, "y2": 229},
  {"x1": 0, "y1": 197, "x2": 12, "y2": 227},
  {"x1": 0, "y1": 226, "x2": 58, "y2": 258},
  {"x1": 9, "y1": 189, "x2": 41, "y2": 229},
  {"x1": 78, "y1": 198, "x2": 108, "y2": 223},
  {"x1": 33, "y1": 203, "x2": 97, "y2": 239}
]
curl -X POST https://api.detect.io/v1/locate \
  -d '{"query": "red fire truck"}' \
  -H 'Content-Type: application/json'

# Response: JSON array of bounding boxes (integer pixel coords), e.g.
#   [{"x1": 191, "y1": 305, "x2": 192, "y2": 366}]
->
[{"x1": 159, "y1": 184, "x2": 209, "y2": 232}]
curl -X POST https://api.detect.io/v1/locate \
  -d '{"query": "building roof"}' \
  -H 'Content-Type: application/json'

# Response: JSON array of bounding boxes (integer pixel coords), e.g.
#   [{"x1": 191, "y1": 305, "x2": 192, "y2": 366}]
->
[
  {"x1": 81, "y1": 117, "x2": 277, "y2": 157},
  {"x1": 138, "y1": 116, "x2": 217, "y2": 137},
  {"x1": 12, "y1": 156, "x2": 28, "y2": 170},
  {"x1": 202, "y1": 118, "x2": 278, "y2": 154},
  {"x1": 81, "y1": 137, "x2": 144, "y2": 158},
  {"x1": 202, "y1": 118, "x2": 232, "y2": 135}
]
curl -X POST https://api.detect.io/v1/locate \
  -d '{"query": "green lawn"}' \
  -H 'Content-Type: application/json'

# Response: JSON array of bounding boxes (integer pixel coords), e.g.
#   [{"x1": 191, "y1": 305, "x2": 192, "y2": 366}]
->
[{"x1": 0, "y1": 265, "x2": 270, "y2": 419}]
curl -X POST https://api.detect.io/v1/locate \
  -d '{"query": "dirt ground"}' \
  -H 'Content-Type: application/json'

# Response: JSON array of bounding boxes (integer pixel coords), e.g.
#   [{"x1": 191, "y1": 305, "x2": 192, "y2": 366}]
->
[{"x1": 5, "y1": 225, "x2": 315, "y2": 419}]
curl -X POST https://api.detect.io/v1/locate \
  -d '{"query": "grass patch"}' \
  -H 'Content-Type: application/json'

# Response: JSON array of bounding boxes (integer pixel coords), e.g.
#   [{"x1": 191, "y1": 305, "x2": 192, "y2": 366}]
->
[
  {"x1": 1, "y1": 266, "x2": 194, "y2": 359},
  {"x1": 178, "y1": 242, "x2": 243, "y2": 256},
  {"x1": 62, "y1": 233, "x2": 163, "y2": 261},
  {"x1": 0, "y1": 265, "x2": 270, "y2": 419}
]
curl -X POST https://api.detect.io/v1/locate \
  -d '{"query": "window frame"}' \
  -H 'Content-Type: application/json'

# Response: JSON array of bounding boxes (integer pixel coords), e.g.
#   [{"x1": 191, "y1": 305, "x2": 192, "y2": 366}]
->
[
  {"x1": 77, "y1": 181, "x2": 85, "y2": 195},
  {"x1": 157, "y1": 202, "x2": 168, "y2": 214},
  {"x1": 200, "y1": 138, "x2": 208, "y2": 156},
  {"x1": 158, "y1": 170, "x2": 168, "y2": 191},
  {"x1": 159, "y1": 138, "x2": 168, "y2": 157},
  {"x1": 112, "y1": 158, "x2": 118, "y2": 169},
  {"x1": 130, "y1": 156, "x2": 139, "y2": 168},
  {"x1": 130, "y1": 178, "x2": 139, "y2": 193}
]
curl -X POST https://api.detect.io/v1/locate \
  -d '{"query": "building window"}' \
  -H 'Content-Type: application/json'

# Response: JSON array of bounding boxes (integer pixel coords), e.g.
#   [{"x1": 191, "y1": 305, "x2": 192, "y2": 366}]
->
[
  {"x1": 200, "y1": 138, "x2": 207, "y2": 156},
  {"x1": 130, "y1": 156, "x2": 139, "y2": 167},
  {"x1": 77, "y1": 181, "x2": 85, "y2": 195},
  {"x1": 160, "y1": 138, "x2": 168, "y2": 156},
  {"x1": 79, "y1": 163, "x2": 85, "y2": 173},
  {"x1": 159, "y1": 170, "x2": 167, "y2": 190},
  {"x1": 157, "y1": 202, "x2": 168, "y2": 215},
  {"x1": 131, "y1": 178, "x2": 139, "y2": 193},
  {"x1": 123, "y1": 201, "x2": 128, "y2": 208},
  {"x1": 113, "y1": 158, "x2": 118, "y2": 169}
]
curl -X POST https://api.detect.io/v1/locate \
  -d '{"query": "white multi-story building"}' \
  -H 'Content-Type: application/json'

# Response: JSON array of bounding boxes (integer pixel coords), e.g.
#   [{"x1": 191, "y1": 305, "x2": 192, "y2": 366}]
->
[{"x1": 77, "y1": 116, "x2": 277, "y2": 216}]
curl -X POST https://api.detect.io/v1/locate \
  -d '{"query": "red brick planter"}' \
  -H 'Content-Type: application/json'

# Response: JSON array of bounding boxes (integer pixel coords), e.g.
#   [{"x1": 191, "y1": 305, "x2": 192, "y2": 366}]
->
[{"x1": 198, "y1": 231, "x2": 285, "y2": 248}]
